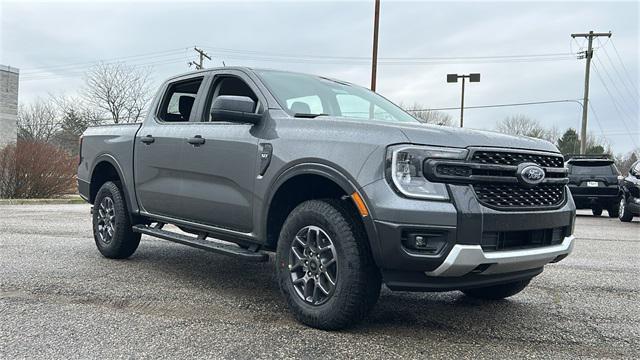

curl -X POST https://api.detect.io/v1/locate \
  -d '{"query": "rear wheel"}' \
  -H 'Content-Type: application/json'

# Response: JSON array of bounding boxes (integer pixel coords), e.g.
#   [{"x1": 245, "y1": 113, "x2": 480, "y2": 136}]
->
[
  {"x1": 619, "y1": 197, "x2": 634, "y2": 222},
  {"x1": 93, "y1": 181, "x2": 141, "y2": 259},
  {"x1": 275, "y1": 199, "x2": 381, "y2": 330},
  {"x1": 592, "y1": 207, "x2": 603, "y2": 216},
  {"x1": 462, "y1": 279, "x2": 531, "y2": 300}
]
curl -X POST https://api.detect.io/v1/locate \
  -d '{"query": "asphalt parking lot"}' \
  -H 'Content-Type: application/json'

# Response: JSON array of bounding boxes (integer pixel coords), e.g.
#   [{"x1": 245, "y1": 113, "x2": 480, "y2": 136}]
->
[{"x1": 1, "y1": 204, "x2": 638, "y2": 359}]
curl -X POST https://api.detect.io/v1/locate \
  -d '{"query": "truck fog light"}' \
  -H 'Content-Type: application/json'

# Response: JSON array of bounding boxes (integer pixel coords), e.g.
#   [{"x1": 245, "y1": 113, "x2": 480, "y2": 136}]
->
[{"x1": 402, "y1": 230, "x2": 448, "y2": 254}]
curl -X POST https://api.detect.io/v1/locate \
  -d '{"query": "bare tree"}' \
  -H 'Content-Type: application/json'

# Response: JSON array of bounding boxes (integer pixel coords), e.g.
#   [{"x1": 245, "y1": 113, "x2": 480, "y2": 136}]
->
[
  {"x1": 84, "y1": 62, "x2": 152, "y2": 124},
  {"x1": 52, "y1": 95, "x2": 103, "y2": 155},
  {"x1": 615, "y1": 149, "x2": 639, "y2": 175},
  {"x1": 495, "y1": 114, "x2": 549, "y2": 139},
  {"x1": 16, "y1": 98, "x2": 62, "y2": 141},
  {"x1": 402, "y1": 102, "x2": 454, "y2": 126}
]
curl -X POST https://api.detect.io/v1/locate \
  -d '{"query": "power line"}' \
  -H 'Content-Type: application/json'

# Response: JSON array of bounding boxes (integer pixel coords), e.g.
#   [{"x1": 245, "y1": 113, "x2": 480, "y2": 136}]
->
[
  {"x1": 590, "y1": 102, "x2": 638, "y2": 148},
  {"x1": 593, "y1": 55, "x2": 638, "y2": 116},
  {"x1": 406, "y1": 99, "x2": 584, "y2": 111},
  {"x1": 199, "y1": 45, "x2": 574, "y2": 61},
  {"x1": 609, "y1": 38, "x2": 639, "y2": 93},
  {"x1": 20, "y1": 57, "x2": 189, "y2": 81},
  {"x1": 21, "y1": 53, "x2": 191, "y2": 79},
  {"x1": 21, "y1": 48, "x2": 190, "y2": 74},
  {"x1": 202, "y1": 53, "x2": 575, "y2": 65},
  {"x1": 591, "y1": 62, "x2": 639, "y2": 149},
  {"x1": 592, "y1": 61, "x2": 636, "y2": 122},
  {"x1": 597, "y1": 38, "x2": 639, "y2": 107}
]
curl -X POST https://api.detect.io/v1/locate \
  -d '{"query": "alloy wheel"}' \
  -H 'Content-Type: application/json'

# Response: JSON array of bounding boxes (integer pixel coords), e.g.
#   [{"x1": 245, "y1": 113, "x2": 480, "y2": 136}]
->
[
  {"x1": 288, "y1": 225, "x2": 338, "y2": 305},
  {"x1": 97, "y1": 196, "x2": 116, "y2": 244}
]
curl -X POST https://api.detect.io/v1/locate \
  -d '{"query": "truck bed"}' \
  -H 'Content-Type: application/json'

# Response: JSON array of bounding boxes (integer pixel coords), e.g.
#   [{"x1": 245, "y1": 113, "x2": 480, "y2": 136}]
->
[{"x1": 77, "y1": 123, "x2": 142, "y2": 212}]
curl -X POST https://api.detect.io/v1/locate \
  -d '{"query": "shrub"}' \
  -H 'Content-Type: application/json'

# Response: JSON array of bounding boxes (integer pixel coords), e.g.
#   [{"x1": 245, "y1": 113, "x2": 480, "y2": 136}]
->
[{"x1": 0, "y1": 140, "x2": 77, "y2": 199}]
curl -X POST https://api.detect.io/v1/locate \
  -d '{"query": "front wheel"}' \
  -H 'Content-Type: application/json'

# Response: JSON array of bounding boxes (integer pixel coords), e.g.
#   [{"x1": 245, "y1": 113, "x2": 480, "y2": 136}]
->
[
  {"x1": 276, "y1": 199, "x2": 381, "y2": 330},
  {"x1": 93, "y1": 181, "x2": 141, "y2": 259},
  {"x1": 592, "y1": 207, "x2": 603, "y2": 216},
  {"x1": 619, "y1": 197, "x2": 634, "y2": 222},
  {"x1": 462, "y1": 279, "x2": 531, "y2": 300}
]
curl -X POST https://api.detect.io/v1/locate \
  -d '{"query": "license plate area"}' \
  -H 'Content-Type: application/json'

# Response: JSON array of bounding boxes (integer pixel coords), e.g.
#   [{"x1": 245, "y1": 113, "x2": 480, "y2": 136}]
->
[{"x1": 587, "y1": 181, "x2": 599, "y2": 187}]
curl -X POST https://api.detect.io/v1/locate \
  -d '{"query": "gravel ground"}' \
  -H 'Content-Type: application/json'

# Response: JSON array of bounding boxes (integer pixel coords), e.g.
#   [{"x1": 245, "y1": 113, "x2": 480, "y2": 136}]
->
[{"x1": 0, "y1": 204, "x2": 638, "y2": 359}]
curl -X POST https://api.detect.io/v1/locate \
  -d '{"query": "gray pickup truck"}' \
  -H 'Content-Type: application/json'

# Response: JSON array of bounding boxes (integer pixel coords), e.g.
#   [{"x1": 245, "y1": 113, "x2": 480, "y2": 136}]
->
[{"x1": 78, "y1": 67, "x2": 576, "y2": 329}]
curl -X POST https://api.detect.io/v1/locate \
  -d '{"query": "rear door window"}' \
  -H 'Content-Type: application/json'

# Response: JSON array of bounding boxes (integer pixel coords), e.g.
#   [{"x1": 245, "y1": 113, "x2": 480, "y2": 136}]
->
[{"x1": 158, "y1": 77, "x2": 204, "y2": 122}]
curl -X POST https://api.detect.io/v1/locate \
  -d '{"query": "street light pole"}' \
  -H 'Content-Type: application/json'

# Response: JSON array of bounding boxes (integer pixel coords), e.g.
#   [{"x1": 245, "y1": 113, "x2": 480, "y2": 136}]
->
[
  {"x1": 447, "y1": 73, "x2": 480, "y2": 128},
  {"x1": 370, "y1": 0, "x2": 381, "y2": 92},
  {"x1": 460, "y1": 77, "x2": 466, "y2": 128}
]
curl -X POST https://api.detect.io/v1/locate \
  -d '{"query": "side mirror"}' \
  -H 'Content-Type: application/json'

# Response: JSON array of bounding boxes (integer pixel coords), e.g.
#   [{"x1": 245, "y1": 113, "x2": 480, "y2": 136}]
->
[{"x1": 210, "y1": 95, "x2": 262, "y2": 124}]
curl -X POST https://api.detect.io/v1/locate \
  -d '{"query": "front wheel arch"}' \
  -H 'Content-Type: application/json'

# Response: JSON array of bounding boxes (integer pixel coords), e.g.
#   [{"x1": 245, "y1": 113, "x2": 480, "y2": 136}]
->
[{"x1": 262, "y1": 163, "x2": 381, "y2": 265}]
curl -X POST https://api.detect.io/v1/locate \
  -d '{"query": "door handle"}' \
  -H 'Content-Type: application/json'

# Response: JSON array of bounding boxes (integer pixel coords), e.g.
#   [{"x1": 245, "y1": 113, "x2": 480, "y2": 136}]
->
[
  {"x1": 187, "y1": 135, "x2": 206, "y2": 146},
  {"x1": 141, "y1": 135, "x2": 155, "y2": 144}
]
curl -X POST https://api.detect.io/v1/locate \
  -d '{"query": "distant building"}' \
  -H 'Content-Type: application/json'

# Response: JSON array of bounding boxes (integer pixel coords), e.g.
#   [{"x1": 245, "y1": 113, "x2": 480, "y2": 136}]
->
[{"x1": 0, "y1": 65, "x2": 19, "y2": 148}]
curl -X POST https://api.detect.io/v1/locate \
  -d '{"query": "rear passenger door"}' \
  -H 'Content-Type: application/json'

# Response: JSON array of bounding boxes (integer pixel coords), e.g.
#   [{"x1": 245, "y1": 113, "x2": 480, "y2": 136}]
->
[
  {"x1": 134, "y1": 76, "x2": 205, "y2": 219},
  {"x1": 177, "y1": 70, "x2": 264, "y2": 232}
]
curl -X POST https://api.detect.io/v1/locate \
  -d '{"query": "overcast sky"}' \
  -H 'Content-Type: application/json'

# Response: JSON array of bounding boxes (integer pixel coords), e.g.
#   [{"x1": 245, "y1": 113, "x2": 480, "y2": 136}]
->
[{"x1": 1, "y1": 0, "x2": 638, "y2": 154}]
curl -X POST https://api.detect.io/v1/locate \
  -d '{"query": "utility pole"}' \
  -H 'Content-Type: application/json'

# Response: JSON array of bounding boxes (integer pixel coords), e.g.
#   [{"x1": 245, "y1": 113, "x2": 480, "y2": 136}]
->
[
  {"x1": 370, "y1": 0, "x2": 380, "y2": 92},
  {"x1": 447, "y1": 73, "x2": 480, "y2": 127},
  {"x1": 188, "y1": 47, "x2": 212, "y2": 70},
  {"x1": 571, "y1": 30, "x2": 611, "y2": 154}
]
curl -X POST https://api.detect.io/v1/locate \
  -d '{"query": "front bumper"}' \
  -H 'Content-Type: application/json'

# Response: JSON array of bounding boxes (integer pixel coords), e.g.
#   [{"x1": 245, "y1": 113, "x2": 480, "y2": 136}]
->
[
  {"x1": 361, "y1": 179, "x2": 576, "y2": 290},
  {"x1": 425, "y1": 235, "x2": 574, "y2": 277}
]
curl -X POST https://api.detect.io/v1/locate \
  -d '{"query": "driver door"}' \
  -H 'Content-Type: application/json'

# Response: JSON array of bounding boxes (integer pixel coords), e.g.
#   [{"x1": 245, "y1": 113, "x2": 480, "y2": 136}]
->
[{"x1": 177, "y1": 70, "x2": 264, "y2": 232}]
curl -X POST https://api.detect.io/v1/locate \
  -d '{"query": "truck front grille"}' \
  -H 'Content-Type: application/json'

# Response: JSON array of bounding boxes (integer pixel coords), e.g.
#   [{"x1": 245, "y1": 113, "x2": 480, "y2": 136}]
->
[
  {"x1": 424, "y1": 148, "x2": 569, "y2": 210},
  {"x1": 473, "y1": 183, "x2": 565, "y2": 209},
  {"x1": 471, "y1": 150, "x2": 564, "y2": 168}
]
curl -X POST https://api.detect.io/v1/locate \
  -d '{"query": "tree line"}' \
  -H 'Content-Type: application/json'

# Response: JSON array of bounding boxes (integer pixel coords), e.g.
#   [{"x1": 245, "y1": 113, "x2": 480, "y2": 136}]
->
[
  {"x1": 17, "y1": 63, "x2": 153, "y2": 156},
  {"x1": 1, "y1": 63, "x2": 154, "y2": 199}
]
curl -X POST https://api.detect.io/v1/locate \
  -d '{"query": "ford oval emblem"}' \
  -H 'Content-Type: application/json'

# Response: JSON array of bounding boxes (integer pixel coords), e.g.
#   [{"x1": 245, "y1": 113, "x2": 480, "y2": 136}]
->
[{"x1": 517, "y1": 163, "x2": 545, "y2": 186}]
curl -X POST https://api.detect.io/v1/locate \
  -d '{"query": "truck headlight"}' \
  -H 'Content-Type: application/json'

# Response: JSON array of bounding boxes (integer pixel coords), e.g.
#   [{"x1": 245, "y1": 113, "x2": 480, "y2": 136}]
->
[{"x1": 386, "y1": 145, "x2": 468, "y2": 200}]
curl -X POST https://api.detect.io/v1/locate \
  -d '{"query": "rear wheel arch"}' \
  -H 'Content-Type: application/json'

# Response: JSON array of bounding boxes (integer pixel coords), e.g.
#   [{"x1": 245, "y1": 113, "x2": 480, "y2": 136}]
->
[{"x1": 89, "y1": 155, "x2": 137, "y2": 221}]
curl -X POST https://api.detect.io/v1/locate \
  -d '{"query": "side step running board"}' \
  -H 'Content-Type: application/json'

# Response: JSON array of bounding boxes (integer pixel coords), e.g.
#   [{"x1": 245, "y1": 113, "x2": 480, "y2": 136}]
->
[{"x1": 132, "y1": 224, "x2": 269, "y2": 262}]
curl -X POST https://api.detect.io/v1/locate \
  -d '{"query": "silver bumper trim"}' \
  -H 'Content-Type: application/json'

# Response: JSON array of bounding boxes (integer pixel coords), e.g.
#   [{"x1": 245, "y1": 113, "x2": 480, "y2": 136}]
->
[{"x1": 425, "y1": 235, "x2": 575, "y2": 277}]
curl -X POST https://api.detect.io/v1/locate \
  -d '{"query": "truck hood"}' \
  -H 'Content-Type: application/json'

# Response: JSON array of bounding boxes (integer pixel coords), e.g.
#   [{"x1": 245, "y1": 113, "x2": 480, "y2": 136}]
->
[{"x1": 393, "y1": 122, "x2": 560, "y2": 153}]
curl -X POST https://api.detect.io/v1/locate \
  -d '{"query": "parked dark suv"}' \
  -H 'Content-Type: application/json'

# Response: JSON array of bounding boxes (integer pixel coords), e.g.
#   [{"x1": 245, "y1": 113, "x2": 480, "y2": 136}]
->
[
  {"x1": 618, "y1": 160, "x2": 640, "y2": 222},
  {"x1": 566, "y1": 155, "x2": 621, "y2": 217}
]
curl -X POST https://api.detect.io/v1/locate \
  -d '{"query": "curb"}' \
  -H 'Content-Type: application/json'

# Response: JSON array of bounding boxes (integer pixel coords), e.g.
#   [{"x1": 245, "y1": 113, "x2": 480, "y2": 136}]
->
[{"x1": 0, "y1": 196, "x2": 86, "y2": 205}]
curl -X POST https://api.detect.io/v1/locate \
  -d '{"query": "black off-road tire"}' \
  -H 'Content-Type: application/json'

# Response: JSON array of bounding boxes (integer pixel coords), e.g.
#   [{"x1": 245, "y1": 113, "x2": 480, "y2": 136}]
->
[
  {"x1": 619, "y1": 197, "x2": 634, "y2": 222},
  {"x1": 592, "y1": 207, "x2": 603, "y2": 216},
  {"x1": 276, "y1": 199, "x2": 381, "y2": 330},
  {"x1": 607, "y1": 203, "x2": 620, "y2": 218},
  {"x1": 93, "y1": 181, "x2": 141, "y2": 259},
  {"x1": 462, "y1": 279, "x2": 531, "y2": 300}
]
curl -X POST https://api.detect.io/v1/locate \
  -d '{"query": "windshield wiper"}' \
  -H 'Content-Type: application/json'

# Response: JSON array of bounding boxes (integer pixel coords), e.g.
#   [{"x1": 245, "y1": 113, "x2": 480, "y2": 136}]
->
[{"x1": 294, "y1": 113, "x2": 328, "y2": 118}]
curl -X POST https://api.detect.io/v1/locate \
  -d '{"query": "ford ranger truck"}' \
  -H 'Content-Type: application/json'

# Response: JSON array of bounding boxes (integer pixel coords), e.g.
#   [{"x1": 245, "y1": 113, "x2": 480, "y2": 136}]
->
[{"x1": 78, "y1": 67, "x2": 576, "y2": 330}]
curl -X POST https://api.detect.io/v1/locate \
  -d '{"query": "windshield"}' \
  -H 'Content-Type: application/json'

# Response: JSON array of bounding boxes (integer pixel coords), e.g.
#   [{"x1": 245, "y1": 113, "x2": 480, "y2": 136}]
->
[
  {"x1": 256, "y1": 70, "x2": 419, "y2": 123},
  {"x1": 569, "y1": 163, "x2": 616, "y2": 175}
]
